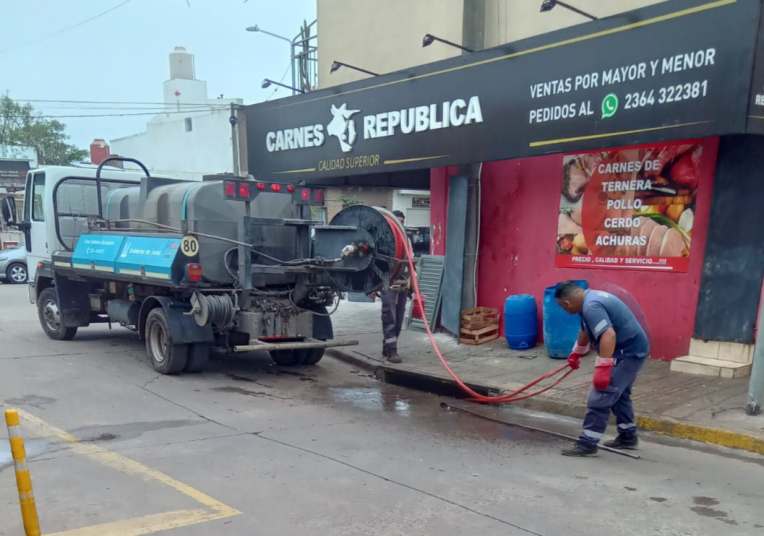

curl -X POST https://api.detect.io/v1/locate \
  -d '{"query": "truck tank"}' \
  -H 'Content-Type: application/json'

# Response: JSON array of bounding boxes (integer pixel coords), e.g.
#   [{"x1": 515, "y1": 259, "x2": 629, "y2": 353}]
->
[{"x1": 104, "y1": 177, "x2": 297, "y2": 284}]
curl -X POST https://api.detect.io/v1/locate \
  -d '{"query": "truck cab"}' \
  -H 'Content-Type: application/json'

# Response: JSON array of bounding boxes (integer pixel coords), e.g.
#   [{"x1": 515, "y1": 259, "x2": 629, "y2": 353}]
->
[{"x1": 21, "y1": 164, "x2": 144, "y2": 283}]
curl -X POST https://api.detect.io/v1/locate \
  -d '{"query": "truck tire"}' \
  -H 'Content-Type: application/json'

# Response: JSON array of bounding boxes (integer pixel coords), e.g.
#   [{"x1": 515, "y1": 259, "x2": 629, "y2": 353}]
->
[
  {"x1": 270, "y1": 349, "x2": 300, "y2": 366},
  {"x1": 299, "y1": 348, "x2": 324, "y2": 365},
  {"x1": 37, "y1": 288, "x2": 77, "y2": 340},
  {"x1": 145, "y1": 308, "x2": 188, "y2": 374},
  {"x1": 184, "y1": 343, "x2": 210, "y2": 373},
  {"x1": 300, "y1": 308, "x2": 330, "y2": 365}
]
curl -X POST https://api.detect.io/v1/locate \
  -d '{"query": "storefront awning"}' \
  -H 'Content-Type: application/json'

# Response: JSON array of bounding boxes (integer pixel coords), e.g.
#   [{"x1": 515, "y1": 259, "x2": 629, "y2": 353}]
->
[{"x1": 243, "y1": 0, "x2": 764, "y2": 183}]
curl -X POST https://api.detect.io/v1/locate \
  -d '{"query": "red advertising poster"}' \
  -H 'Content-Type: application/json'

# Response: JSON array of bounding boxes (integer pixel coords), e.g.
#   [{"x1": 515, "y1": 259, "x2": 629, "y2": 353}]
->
[{"x1": 556, "y1": 143, "x2": 702, "y2": 272}]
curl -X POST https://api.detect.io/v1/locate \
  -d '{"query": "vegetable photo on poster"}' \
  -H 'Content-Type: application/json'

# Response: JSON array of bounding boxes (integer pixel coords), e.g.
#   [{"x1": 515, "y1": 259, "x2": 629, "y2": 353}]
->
[{"x1": 556, "y1": 142, "x2": 701, "y2": 272}]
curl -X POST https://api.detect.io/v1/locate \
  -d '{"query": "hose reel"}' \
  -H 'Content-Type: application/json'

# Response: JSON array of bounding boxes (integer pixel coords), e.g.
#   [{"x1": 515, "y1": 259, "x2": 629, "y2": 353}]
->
[
  {"x1": 319, "y1": 205, "x2": 408, "y2": 293},
  {"x1": 189, "y1": 291, "x2": 235, "y2": 327}
]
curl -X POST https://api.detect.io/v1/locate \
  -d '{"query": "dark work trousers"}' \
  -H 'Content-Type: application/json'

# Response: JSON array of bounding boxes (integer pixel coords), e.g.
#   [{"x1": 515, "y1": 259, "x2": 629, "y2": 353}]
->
[
  {"x1": 381, "y1": 289, "x2": 407, "y2": 356},
  {"x1": 578, "y1": 357, "x2": 645, "y2": 447}
]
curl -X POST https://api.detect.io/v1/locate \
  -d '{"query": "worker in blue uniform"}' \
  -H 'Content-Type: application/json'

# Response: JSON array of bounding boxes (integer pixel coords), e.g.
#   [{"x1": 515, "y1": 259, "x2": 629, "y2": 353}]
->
[{"x1": 554, "y1": 281, "x2": 650, "y2": 457}]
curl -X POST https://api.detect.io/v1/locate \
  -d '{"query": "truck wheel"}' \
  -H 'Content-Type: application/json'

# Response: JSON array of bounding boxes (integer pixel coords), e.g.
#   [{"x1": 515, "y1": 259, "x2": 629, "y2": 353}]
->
[
  {"x1": 299, "y1": 348, "x2": 325, "y2": 365},
  {"x1": 145, "y1": 308, "x2": 188, "y2": 374},
  {"x1": 270, "y1": 349, "x2": 300, "y2": 366},
  {"x1": 299, "y1": 306, "x2": 330, "y2": 365},
  {"x1": 6, "y1": 263, "x2": 27, "y2": 284},
  {"x1": 37, "y1": 288, "x2": 77, "y2": 340},
  {"x1": 184, "y1": 343, "x2": 210, "y2": 373}
]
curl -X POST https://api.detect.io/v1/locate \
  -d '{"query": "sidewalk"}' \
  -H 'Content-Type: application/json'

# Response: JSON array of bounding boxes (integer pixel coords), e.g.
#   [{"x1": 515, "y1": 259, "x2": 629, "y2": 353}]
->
[{"x1": 329, "y1": 301, "x2": 764, "y2": 455}]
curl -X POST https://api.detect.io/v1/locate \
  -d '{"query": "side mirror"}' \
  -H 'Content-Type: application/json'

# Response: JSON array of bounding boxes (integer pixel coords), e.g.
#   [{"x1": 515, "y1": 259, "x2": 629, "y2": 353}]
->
[{"x1": 1, "y1": 197, "x2": 18, "y2": 226}]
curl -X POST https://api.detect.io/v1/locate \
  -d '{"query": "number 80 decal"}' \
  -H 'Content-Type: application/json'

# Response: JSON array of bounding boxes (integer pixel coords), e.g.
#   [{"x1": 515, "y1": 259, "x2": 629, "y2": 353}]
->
[{"x1": 181, "y1": 235, "x2": 199, "y2": 257}]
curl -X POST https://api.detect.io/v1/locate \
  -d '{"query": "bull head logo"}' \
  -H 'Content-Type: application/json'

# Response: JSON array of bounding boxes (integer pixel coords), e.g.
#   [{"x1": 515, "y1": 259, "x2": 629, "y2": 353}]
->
[{"x1": 326, "y1": 103, "x2": 360, "y2": 153}]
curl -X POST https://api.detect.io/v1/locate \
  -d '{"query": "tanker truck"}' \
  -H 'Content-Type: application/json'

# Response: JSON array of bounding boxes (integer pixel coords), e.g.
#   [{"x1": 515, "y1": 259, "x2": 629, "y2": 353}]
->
[{"x1": 21, "y1": 157, "x2": 406, "y2": 374}]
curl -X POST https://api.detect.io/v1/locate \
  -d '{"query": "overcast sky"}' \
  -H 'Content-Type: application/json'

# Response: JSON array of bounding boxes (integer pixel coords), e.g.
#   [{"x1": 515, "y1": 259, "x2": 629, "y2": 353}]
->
[{"x1": 1, "y1": 0, "x2": 316, "y2": 148}]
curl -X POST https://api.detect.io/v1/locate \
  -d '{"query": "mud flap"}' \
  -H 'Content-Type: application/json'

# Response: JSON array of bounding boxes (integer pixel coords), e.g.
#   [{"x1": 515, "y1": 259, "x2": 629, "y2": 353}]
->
[
  {"x1": 53, "y1": 275, "x2": 91, "y2": 327},
  {"x1": 138, "y1": 296, "x2": 214, "y2": 344}
]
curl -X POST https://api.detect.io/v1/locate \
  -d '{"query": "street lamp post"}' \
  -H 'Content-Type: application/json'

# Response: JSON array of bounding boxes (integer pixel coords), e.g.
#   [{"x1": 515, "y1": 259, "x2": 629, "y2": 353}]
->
[
  {"x1": 539, "y1": 0, "x2": 598, "y2": 20},
  {"x1": 246, "y1": 24, "x2": 298, "y2": 94},
  {"x1": 246, "y1": 21, "x2": 318, "y2": 94},
  {"x1": 261, "y1": 79, "x2": 304, "y2": 94},
  {"x1": 421, "y1": 33, "x2": 474, "y2": 53},
  {"x1": 330, "y1": 61, "x2": 380, "y2": 77}
]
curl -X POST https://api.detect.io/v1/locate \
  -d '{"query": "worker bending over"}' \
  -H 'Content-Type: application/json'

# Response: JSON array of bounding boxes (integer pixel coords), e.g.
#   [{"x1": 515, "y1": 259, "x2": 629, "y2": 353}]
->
[{"x1": 555, "y1": 281, "x2": 649, "y2": 457}]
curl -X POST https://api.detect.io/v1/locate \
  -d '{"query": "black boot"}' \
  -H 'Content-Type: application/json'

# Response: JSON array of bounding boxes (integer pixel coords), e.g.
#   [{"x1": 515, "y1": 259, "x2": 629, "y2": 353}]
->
[
  {"x1": 603, "y1": 435, "x2": 639, "y2": 450},
  {"x1": 561, "y1": 442, "x2": 598, "y2": 457},
  {"x1": 386, "y1": 352, "x2": 402, "y2": 364}
]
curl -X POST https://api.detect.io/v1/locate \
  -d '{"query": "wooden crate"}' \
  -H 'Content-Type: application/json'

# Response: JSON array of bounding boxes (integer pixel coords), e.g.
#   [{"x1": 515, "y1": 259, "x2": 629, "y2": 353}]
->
[
  {"x1": 459, "y1": 324, "x2": 499, "y2": 345},
  {"x1": 460, "y1": 307, "x2": 499, "y2": 331},
  {"x1": 460, "y1": 307, "x2": 499, "y2": 345}
]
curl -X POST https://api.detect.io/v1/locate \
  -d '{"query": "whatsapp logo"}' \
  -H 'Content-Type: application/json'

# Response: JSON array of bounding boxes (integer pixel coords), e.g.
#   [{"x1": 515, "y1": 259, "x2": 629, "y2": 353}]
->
[{"x1": 601, "y1": 93, "x2": 619, "y2": 119}]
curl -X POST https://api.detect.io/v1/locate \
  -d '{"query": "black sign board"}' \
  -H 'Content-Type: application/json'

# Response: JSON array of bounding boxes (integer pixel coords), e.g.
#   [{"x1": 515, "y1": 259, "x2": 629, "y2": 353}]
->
[
  {"x1": 244, "y1": 0, "x2": 762, "y2": 181},
  {"x1": 0, "y1": 160, "x2": 29, "y2": 189}
]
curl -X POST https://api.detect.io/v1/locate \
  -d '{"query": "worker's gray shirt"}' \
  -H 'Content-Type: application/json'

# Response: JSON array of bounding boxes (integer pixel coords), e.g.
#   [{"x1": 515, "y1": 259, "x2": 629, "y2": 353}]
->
[{"x1": 581, "y1": 290, "x2": 649, "y2": 359}]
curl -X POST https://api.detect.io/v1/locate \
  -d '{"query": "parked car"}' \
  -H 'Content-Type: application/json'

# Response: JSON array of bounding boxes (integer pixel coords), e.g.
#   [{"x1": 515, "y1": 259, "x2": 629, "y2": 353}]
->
[{"x1": 0, "y1": 247, "x2": 27, "y2": 284}]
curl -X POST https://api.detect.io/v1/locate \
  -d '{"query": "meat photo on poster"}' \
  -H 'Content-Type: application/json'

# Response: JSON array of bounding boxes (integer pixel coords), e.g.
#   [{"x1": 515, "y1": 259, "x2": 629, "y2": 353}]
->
[{"x1": 556, "y1": 143, "x2": 700, "y2": 271}]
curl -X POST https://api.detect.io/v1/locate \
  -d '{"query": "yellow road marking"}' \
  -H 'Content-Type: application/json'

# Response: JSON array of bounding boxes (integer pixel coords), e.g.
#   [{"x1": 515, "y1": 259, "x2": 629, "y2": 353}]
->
[
  {"x1": 46, "y1": 509, "x2": 226, "y2": 536},
  {"x1": 17, "y1": 410, "x2": 240, "y2": 536}
]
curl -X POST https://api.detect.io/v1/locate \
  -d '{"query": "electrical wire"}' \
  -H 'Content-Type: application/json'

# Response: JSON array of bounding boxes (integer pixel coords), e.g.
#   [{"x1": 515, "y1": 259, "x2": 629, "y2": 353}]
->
[
  {"x1": 2, "y1": 107, "x2": 230, "y2": 119},
  {"x1": 0, "y1": 0, "x2": 133, "y2": 55},
  {"x1": 12, "y1": 98, "x2": 219, "y2": 106},
  {"x1": 265, "y1": 62, "x2": 294, "y2": 102}
]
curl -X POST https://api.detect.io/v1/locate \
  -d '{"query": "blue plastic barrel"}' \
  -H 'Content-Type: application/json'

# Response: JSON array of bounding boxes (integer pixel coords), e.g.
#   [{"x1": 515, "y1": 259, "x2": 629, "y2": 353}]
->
[
  {"x1": 543, "y1": 280, "x2": 589, "y2": 358},
  {"x1": 504, "y1": 294, "x2": 538, "y2": 349}
]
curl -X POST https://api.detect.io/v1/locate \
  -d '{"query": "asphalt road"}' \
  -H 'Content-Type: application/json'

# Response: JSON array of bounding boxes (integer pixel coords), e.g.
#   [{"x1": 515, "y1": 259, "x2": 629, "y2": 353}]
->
[{"x1": 0, "y1": 283, "x2": 763, "y2": 535}]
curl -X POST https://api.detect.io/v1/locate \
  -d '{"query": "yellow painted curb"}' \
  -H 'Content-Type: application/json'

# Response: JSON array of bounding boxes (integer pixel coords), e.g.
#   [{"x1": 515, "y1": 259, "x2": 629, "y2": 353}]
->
[{"x1": 637, "y1": 415, "x2": 764, "y2": 455}]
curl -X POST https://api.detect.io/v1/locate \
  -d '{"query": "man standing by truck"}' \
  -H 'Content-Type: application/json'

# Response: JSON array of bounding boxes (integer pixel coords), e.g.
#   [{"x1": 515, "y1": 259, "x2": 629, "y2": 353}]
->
[
  {"x1": 380, "y1": 210, "x2": 409, "y2": 364},
  {"x1": 554, "y1": 281, "x2": 650, "y2": 456}
]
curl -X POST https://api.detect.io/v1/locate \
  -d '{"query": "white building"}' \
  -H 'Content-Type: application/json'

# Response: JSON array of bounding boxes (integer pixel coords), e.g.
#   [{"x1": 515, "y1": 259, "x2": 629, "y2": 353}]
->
[
  {"x1": 392, "y1": 190, "x2": 430, "y2": 227},
  {"x1": 111, "y1": 47, "x2": 242, "y2": 180}
]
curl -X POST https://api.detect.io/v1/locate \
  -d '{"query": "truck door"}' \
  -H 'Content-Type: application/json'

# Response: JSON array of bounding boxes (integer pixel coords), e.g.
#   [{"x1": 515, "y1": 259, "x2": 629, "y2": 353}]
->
[{"x1": 25, "y1": 171, "x2": 47, "y2": 280}]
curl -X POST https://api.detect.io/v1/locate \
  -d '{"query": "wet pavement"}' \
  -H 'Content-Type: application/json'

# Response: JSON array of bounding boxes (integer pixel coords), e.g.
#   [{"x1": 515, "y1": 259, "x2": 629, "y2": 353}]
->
[{"x1": 0, "y1": 285, "x2": 763, "y2": 535}]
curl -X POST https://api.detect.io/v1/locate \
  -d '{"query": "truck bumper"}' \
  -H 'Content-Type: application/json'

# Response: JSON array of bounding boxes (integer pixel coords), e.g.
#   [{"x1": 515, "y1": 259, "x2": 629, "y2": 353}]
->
[{"x1": 232, "y1": 338, "x2": 358, "y2": 353}]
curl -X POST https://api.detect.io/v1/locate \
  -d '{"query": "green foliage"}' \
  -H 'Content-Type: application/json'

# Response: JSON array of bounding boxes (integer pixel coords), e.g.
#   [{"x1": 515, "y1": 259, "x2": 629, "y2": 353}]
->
[{"x1": 0, "y1": 95, "x2": 87, "y2": 165}]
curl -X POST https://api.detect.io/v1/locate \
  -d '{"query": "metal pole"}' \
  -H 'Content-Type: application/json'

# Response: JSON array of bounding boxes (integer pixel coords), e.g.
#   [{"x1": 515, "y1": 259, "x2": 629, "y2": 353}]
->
[
  {"x1": 290, "y1": 41, "x2": 297, "y2": 95},
  {"x1": 229, "y1": 104, "x2": 240, "y2": 176},
  {"x1": 5, "y1": 409, "x2": 42, "y2": 536},
  {"x1": 746, "y1": 280, "x2": 764, "y2": 415}
]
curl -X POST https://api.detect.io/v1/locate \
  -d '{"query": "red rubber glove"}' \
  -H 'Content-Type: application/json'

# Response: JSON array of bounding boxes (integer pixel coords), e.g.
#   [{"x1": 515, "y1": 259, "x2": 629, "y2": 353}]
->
[
  {"x1": 568, "y1": 342, "x2": 590, "y2": 370},
  {"x1": 567, "y1": 352, "x2": 583, "y2": 370},
  {"x1": 593, "y1": 356, "x2": 615, "y2": 391}
]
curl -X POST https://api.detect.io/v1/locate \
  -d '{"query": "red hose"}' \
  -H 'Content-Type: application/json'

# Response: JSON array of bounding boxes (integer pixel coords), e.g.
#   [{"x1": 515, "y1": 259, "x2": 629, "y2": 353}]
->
[{"x1": 383, "y1": 213, "x2": 573, "y2": 404}]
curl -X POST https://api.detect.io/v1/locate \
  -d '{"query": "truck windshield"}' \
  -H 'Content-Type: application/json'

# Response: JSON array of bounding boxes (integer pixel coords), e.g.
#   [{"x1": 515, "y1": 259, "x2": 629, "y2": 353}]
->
[{"x1": 53, "y1": 177, "x2": 137, "y2": 250}]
